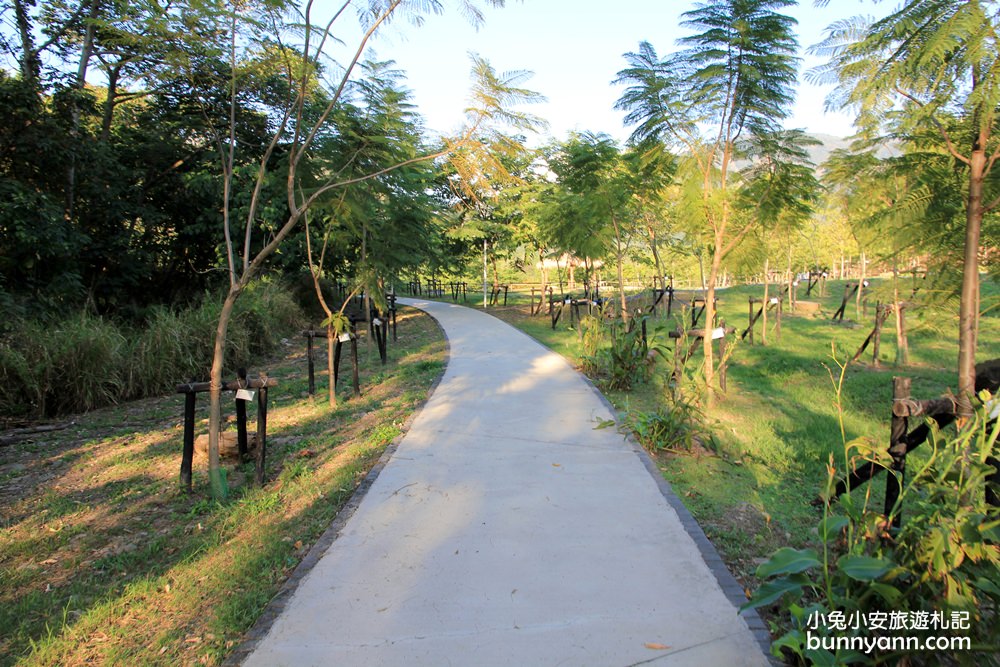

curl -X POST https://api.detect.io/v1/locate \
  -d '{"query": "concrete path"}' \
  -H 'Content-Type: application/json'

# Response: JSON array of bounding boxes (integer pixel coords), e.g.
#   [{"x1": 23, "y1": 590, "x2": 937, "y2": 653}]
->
[{"x1": 239, "y1": 299, "x2": 771, "y2": 666}]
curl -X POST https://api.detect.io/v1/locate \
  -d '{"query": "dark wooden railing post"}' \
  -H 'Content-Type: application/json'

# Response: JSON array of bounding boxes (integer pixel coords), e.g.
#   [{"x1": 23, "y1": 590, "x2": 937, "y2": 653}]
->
[
  {"x1": 886, "y1": 376, "x2": 911, "y2": 526},
  {"x1": 350, "y1": 324, "x2": 361, "y2": 397},
  {"x1": 306, "y1": 332, "x2": 315, "y2": 396},
  {"x1": 718, "y1": 324, "x2": 728, "y2": 392},
  {"x1": 255, "y1": 376, "x2": 268, "y2": 486},
  {"x1": 181, "y1": 389, "x2": 196, "y2": 491},
  {"x1": 235, "y1": 367, "x2": 249, "y2": 457}
]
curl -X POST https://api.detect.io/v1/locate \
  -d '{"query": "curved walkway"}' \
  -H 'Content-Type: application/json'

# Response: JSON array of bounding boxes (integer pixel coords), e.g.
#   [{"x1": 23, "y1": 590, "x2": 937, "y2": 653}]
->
[{"x1": 239, "y1": 299, "x2": 771, "y2": 666}]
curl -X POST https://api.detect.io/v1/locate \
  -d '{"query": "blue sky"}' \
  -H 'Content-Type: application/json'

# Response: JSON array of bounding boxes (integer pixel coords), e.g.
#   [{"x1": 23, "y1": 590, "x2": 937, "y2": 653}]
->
[{"x1": 357, "y1": 0, "x2": 881, "y2": 143}]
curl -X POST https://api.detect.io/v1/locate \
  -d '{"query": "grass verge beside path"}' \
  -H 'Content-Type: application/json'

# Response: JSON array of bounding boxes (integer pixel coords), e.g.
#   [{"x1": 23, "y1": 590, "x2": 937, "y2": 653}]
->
[
  {"x1": 0, "y1": 306, "x2": 446, "y2": 667},
  {"x1": 480, "y1": 280, "x2": 1000, "y2": 601}
]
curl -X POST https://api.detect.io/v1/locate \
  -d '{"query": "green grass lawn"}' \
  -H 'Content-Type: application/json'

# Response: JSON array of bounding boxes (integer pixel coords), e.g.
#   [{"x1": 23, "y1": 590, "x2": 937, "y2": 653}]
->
[{"x1": 481, "y1": 277, "x2": 1000, "y2": 589}]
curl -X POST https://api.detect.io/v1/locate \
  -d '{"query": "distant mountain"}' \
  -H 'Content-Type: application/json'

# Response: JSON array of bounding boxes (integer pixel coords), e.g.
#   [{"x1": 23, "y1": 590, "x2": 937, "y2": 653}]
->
[{"x1": 804, "y1": 133, "x2": 852, "y2": 168}]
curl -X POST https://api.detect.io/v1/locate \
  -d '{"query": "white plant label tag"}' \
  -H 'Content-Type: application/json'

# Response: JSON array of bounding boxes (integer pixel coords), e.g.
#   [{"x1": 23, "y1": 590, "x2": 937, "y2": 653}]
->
[
  {"x1": 339, "y1": 333, "x2": 352, "y2": 343},
  {"x1": 770, "y1": 297, "x2": 780, "y2": 305},
  {"x1": 236, "y1": 389, "x2": 255, "y2": 401},
  {"x1": 373, "y1": 318, "x2": 382, "y2": 326},
  {"x1": 711, "y1": 327, "x2": 726, "y2": 340}
]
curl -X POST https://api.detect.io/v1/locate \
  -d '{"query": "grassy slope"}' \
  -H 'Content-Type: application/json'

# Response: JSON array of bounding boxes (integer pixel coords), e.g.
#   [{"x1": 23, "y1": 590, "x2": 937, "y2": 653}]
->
[{"x1": 0, "y1": 307, "x2": 446, "y2": 666}]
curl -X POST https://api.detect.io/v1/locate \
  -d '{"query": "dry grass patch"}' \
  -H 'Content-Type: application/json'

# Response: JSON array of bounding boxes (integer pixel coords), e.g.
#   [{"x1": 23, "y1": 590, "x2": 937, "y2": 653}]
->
[{"x1": 0, "y1": 307, "x2": 445, "y2": 666}]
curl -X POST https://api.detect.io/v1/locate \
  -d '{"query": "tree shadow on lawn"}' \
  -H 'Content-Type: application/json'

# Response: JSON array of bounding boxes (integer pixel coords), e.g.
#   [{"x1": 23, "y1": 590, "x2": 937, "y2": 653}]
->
[{"x1": 0, "y1": 321, "x2": 445, "y2": 665}]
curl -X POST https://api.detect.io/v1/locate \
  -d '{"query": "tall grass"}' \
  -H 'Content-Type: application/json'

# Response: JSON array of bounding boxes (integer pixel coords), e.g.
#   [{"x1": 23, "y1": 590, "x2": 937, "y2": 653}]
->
[{"x1": 0, "y1": 280, "x2": 304, "y2": 419}]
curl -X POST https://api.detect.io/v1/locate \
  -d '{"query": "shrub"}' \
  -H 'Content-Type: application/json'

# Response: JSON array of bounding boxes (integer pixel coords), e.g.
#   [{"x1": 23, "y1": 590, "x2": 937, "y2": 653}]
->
[
  {"x1": 0, "y1": 281, "x2": 304, "y2": 419},
  {"x1": 743, "y1": 396, "x2": 1000, "y2": 666},
  {"x1": 627, "y1": 393, "x2": 717, "y2": 454},
  {"x1": 581, "y1": 311, "x2": 664, "y2": 391}
]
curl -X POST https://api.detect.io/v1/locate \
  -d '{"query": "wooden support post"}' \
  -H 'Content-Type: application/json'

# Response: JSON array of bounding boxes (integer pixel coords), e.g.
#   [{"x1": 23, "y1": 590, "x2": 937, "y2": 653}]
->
[
  {"x1": 333, "y1": 338, "x2": 343, "y2": 391},
  {"x1": 350, "y1": 328, "x2": 361, "y2": 397},
  {"x1": 872, "y1": 305, "x2": 885, "y2": 366},
  {"x1": 743, "y1": 298, "x2": 759, "y2": 344},
  {"x1": 552, "y1": 296, "x2": 569, "y2": 329},
  {"x1": 833, "y1": 283, "x2": 861, "y2": 321},
  {"x1": 180, "y1": 390, "x2": 196, "y2": 491},
  {"x1": 306, "y1": 332, "x2": 315, "y2": 396},
  {"x1": 691, "y1": 298, "x2": 704, "y2": 328},
  {"x1": 255, "y1": 379, "x2": 268, "y2": 486},
  {"x1": 672, "y1": 332, "x2": 683, "y2": 393},
  {"x1": 886, "y1": 376, "x2": 910, "y2": 526},
  {"x1": 987, "y1": 456, "x2": 1000, "y2": 508},
  {"x1": 235, "y1": 367, "x2": 249, "y2": 457},
  {"x1": 374, "y1": 318, "x2": 387, "y2": 365},
  {"x1": 718, "y1": 326, "x2": 728, "y2": 392},
  {"x1": 775, "y1": 297, "x2": 782, "y2": 342}
]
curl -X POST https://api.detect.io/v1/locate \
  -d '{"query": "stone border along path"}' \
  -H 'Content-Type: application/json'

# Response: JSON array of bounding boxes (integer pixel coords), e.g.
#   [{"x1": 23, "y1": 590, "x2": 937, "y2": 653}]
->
[{"x1": 234, "y1": 298, "x2": 773, "y2": 667}]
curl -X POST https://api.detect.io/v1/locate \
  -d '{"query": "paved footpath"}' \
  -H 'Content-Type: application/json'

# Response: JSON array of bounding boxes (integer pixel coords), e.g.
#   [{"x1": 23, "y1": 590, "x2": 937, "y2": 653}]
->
[{"x1": 239, "y1": 299, "x2": 772, "y2": 666}]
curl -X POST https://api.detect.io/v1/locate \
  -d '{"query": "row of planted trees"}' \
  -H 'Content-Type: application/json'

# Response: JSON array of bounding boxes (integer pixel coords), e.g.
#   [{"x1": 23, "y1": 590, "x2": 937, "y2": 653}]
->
[
  {"x1": 1, "y1": 0, "x2": 547, "y2": 495},
  {"x1": 3, "y1": 0, "x2": 996, "y2": 492}
]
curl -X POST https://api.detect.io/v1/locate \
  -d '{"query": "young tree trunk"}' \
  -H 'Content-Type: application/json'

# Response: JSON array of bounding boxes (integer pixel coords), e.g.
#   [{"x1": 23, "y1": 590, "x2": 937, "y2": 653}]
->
[
  {"x1": 13, "y1": 0, "x2": 39, "y2": 90},
  {"x1": 207, "y1": 285, "x2": 242, "y2": 498},
  {"x1": 311, "y1": 272, "x2": 338, "y2": 408},
  {"x1": 698, "y1": 250, "x2": 707, "y2": 293},
  {"x1": 537, "y1": 247, "x2": 548, "y2": 316},
  {"x1": 703, "y1": 233, "x2": 724, "y2": 396},
  {"x1": 892, "y1": 260, "x2": 909, "y2": 366},
  {"x1": 762, "y1": 257, "x2": 770, "y2": 346},
  {"x1": 856, "y1": 250, "x2": 866, "y2": 320},
  {"x1": 647, "y1": 224, "x2": 665, "y2": 290},
  {"x1": 612, "y1": 216, "x2": 629, "y2": 322},
  {"x1": 957, "y1": 143, "x2": 986, "y2": 417}
]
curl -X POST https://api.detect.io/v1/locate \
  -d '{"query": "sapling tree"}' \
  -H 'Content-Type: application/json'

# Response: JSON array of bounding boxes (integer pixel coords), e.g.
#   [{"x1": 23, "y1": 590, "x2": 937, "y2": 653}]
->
[
  {"x1": 197, "y1": 0, "x2": 515, "y2": 498},
  {"x1": 615, "y1": 0, "x2": 802, "y2": 394},
  {"x1": 440, "y1": 54, "x2": 547, "y2": 305},
  {"x1": 542, "y1": 132, "x2": 641, "y2": 322},
  {"x1": 811, "y1": 0, "x2": 1000, "y2": 416}
]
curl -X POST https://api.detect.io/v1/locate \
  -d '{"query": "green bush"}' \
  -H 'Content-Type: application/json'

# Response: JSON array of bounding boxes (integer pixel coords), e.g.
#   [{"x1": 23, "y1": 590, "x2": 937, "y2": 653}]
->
[
  {"x1": 627, "y1": 393, "x2": 717, "y2": 453},
  {"x1": 743, "y1": 397, "x2": 1000, "y2": 666},
  {"x1": 0, "y1": 281, "x2": 304, "y2": 418},
  {"x1": 581, "y1": 311, "x2": 664, "y2": 391}
]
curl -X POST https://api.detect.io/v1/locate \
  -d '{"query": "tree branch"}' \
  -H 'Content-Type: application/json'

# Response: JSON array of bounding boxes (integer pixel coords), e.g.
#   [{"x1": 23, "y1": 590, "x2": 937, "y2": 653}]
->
[{"x1": 894, "y1": 87, "x2": 970, "y2": 166}]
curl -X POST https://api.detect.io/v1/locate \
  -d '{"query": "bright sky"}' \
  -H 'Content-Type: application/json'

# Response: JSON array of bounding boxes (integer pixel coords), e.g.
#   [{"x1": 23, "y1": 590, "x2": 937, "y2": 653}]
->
[{"x1": 357, "y1": 0, "x2": 879, "y2": 144}]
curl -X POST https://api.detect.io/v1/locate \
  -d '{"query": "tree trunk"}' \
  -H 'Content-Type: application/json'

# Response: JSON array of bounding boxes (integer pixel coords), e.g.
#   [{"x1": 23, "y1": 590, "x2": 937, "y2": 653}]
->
[
  {"x1": 612, "y1": 216, "x2": 628, "y2": 322},
  {"x1": 100, "y1": 63, "x2": 123, "y2": 143},
  {"x1": 537, "y1": 247, "x2": 548, "y2": 317},
  {"x1": 703, "y1": 235, "x2": 724, "y2": 396},
  {"x1": 327, "y1": 323, "x2": 336, "y2": 406},
  {"x1": 648, "y1": 225, "x2": 664, "y2": 290},
  {"x1": 66, "y1": 0, "x2": 100, "y2": 220},
  {"x1": 893, "y1": 260, "x2": 908, "y2": 365},
  {"x1": 856, "y1": 250, "x2": 866, "y2": 320},
  {"x1": 762, "y1": 257, "x2": 770, "y2": 346},
  {"x1": 208, "y1": 286, "x2": 242, "y2": 498},
  {"x1": 13, "y1": 0, "x2": 39, "y2": 89},
  {"x1": 957, "y1": 143, "x2": 986, "y2": 417},
  {"x1": 698, "y1": 251, "x2": 707, "y2": 293}
]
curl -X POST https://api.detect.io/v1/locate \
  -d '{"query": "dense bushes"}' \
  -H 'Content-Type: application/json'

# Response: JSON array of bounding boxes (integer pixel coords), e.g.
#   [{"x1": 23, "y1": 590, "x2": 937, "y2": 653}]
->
[{"x1": 0, "y1": 281, "x2": 303, "y2": 419}]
